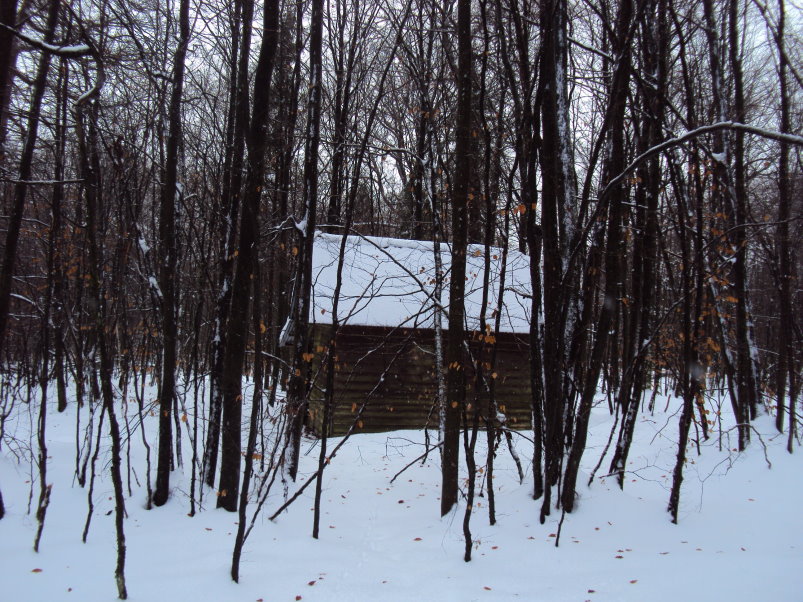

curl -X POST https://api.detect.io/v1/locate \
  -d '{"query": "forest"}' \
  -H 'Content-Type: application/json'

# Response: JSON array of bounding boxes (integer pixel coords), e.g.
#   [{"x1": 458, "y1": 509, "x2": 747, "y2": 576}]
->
[{"x1": 0, "y1": 0, "x2": 801, "y2": 598}]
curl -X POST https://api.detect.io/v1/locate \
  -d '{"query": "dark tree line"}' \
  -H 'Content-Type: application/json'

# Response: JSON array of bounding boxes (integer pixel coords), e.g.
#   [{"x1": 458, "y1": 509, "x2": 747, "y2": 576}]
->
[{"x1": 0, "y1": 0, "x2": 801, "y2": 593}]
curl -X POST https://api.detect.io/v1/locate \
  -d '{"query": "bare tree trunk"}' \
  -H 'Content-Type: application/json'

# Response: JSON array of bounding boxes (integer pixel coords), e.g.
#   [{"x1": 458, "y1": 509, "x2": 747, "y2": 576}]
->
[
  {"x1": 74, "y1": 41, "x2": 127, "y2": 598},
  {"x1": 154, "y1": 0, "x2": 190, "y2": 508},
  {"x1": 565, "y1": 0, "x2": 635, "y2": 507},
  {"x1": 667, "y1": 143, "x2": 703, "y2": 523},
  {"x1": 286, "y1": 0, "x2": 325, "y2": 481},
  {"x1": 701, "y1": 0, "x2": 749, "y2": 449},
  {"x1": 231, "y1": 262, "x2": 265, "y2": 582},
  {"x1": 539, "y1": 0, "x2": 573, "y2": 520},
  {"x1": 0, "y1": 0, "x2": 58, "y2": 361},
  {"x1": 0, "y1": 0, "x2": 23, "y2": 157},
  {"x1": 204, "y1": 0, "x2": 253, "y2": 489},
  {"x1": 217, "y1": 0, "x2": 280, "y2": 511},
  {"x1": 33, "y1": 13, "x2": 68, "y2": 541},
  {"x1": 772, "y1": 0, "x2": 796, "y2": 449},
  {"x1": 728, "y1": 0, "x2": 760, "y2": 425},
  {"x1": 441, "y1": 0, "x2": 471, "y2": 517},
  {"x1": 602, "y1": 0, "x2": 670, "y2": 494}
]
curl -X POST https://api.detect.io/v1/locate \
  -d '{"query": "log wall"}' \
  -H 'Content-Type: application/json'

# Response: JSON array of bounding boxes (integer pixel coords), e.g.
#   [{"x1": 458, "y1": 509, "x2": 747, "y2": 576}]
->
[{"x1": 307, "y1": 324, "x2": 532, "y2": 435}]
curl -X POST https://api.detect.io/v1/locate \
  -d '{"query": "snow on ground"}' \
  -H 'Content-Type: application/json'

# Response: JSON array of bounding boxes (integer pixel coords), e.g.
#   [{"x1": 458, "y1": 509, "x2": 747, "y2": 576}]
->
[{"x1": 1, "y1": 381, "x2": 801, "y2": 602}]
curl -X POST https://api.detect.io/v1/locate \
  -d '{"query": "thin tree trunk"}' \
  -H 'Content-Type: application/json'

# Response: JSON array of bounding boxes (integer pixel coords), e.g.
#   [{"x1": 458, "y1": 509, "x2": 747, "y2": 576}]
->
[
  {"x1": 565, "y1": 0, "x2": 635, "y2": 508},
  {"x1": 231, "y1": 262, "x2": 265, "y2": 582},
  {"x1": 441, "y1": 0, "x2": 471, "y2": 517},
  {"x1": 74, "y1": 43, "x2": 127, "y2": 598},
  {"x1": 0, "y1": 0, "x2": 58, "y2": 361},
  {"x1": 217, "y1": 0, "x2": 280, "y2": 511},
  {"x1": 286, "y1": 0, "x2": 325, "y2": 481},
  {"x1": 154, "y1": 0, "x2": 190, "y2": 508},
  {"x1": 0, "y1": 0, "x2": 22, "y2": 157},
  {"x1": 204, "y1": 0, "x2": 252, "y2": 489},
  {"x1": 773, "y1": 0, "x2": 796, "y2": 448},
  {"x1": 728, "y1": 0, "x2": 759, "y2": 424}
]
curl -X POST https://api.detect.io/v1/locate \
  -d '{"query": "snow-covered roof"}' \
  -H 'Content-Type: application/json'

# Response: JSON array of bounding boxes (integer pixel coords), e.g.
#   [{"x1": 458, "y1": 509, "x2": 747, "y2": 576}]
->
[{"x1": 311, "y1": 232, "x2": 532, "y2": 333}]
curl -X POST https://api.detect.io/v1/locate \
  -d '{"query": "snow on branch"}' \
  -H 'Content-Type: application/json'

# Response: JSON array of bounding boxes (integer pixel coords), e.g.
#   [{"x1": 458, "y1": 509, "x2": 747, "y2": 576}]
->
[
  {"x1": 0, "y1": 23, "x2": 91, "y2": 57},
  {"x1": 602, "y1": 121, "x2": 803, "y2": 199},
  {"x1": 2, "y1": 178, "x2": 84, "y2": 185}
]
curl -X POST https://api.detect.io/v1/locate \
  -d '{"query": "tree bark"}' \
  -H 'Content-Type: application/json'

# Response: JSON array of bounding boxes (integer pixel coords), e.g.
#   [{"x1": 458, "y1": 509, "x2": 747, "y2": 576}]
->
[
  {"x1": 217, "y1": 0, "x2": 280, "y2": 511},
  {"x1": 565, "y1": 0, "x2": 635, "y2": 507},
  {"x1": 154, "y1": 0, "x2": 190, "y2": 508},
  {"x1": 0, "y1": 0, "x2": 21, "y2": 157},
  {"x1": 286, "y1": 0, "x2": 325, "y2": 481},
  {"x1": 441, "y1": 0, "x2": 471, "y2": 517},
  {"x1": 0, "y1": 0, "x2": 58, "y2": 361}
]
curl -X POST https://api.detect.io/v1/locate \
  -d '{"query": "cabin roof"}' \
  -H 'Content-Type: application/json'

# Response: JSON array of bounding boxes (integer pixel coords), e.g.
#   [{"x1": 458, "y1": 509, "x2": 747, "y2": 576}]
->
[{"x1": 311, "y1": 232, "x2": 532, "y2": 333}]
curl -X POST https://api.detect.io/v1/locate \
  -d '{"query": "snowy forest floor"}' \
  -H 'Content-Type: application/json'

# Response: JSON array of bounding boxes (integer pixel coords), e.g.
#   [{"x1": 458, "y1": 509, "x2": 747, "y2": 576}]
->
[{"x1": 1, "y1": 379, "x2": 801, "y2": 601}]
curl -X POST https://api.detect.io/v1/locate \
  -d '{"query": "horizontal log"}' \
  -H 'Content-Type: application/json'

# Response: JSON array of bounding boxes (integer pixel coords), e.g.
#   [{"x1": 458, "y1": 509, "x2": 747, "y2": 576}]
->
[{"x1": 306, "y1": 323, "x2": 533, "y2": 435}]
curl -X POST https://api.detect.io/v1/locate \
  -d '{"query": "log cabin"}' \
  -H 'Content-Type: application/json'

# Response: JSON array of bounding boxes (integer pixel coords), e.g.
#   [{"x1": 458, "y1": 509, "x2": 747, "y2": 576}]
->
[{"x1": 302, "y1": 232, "x2": 533, "y2": 435}]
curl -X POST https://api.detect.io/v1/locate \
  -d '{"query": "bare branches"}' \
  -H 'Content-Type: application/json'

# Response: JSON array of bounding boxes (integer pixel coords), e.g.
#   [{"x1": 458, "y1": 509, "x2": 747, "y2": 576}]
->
[{"x1": 602, "y1": 121, "x2": 803, "y2": 201}]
